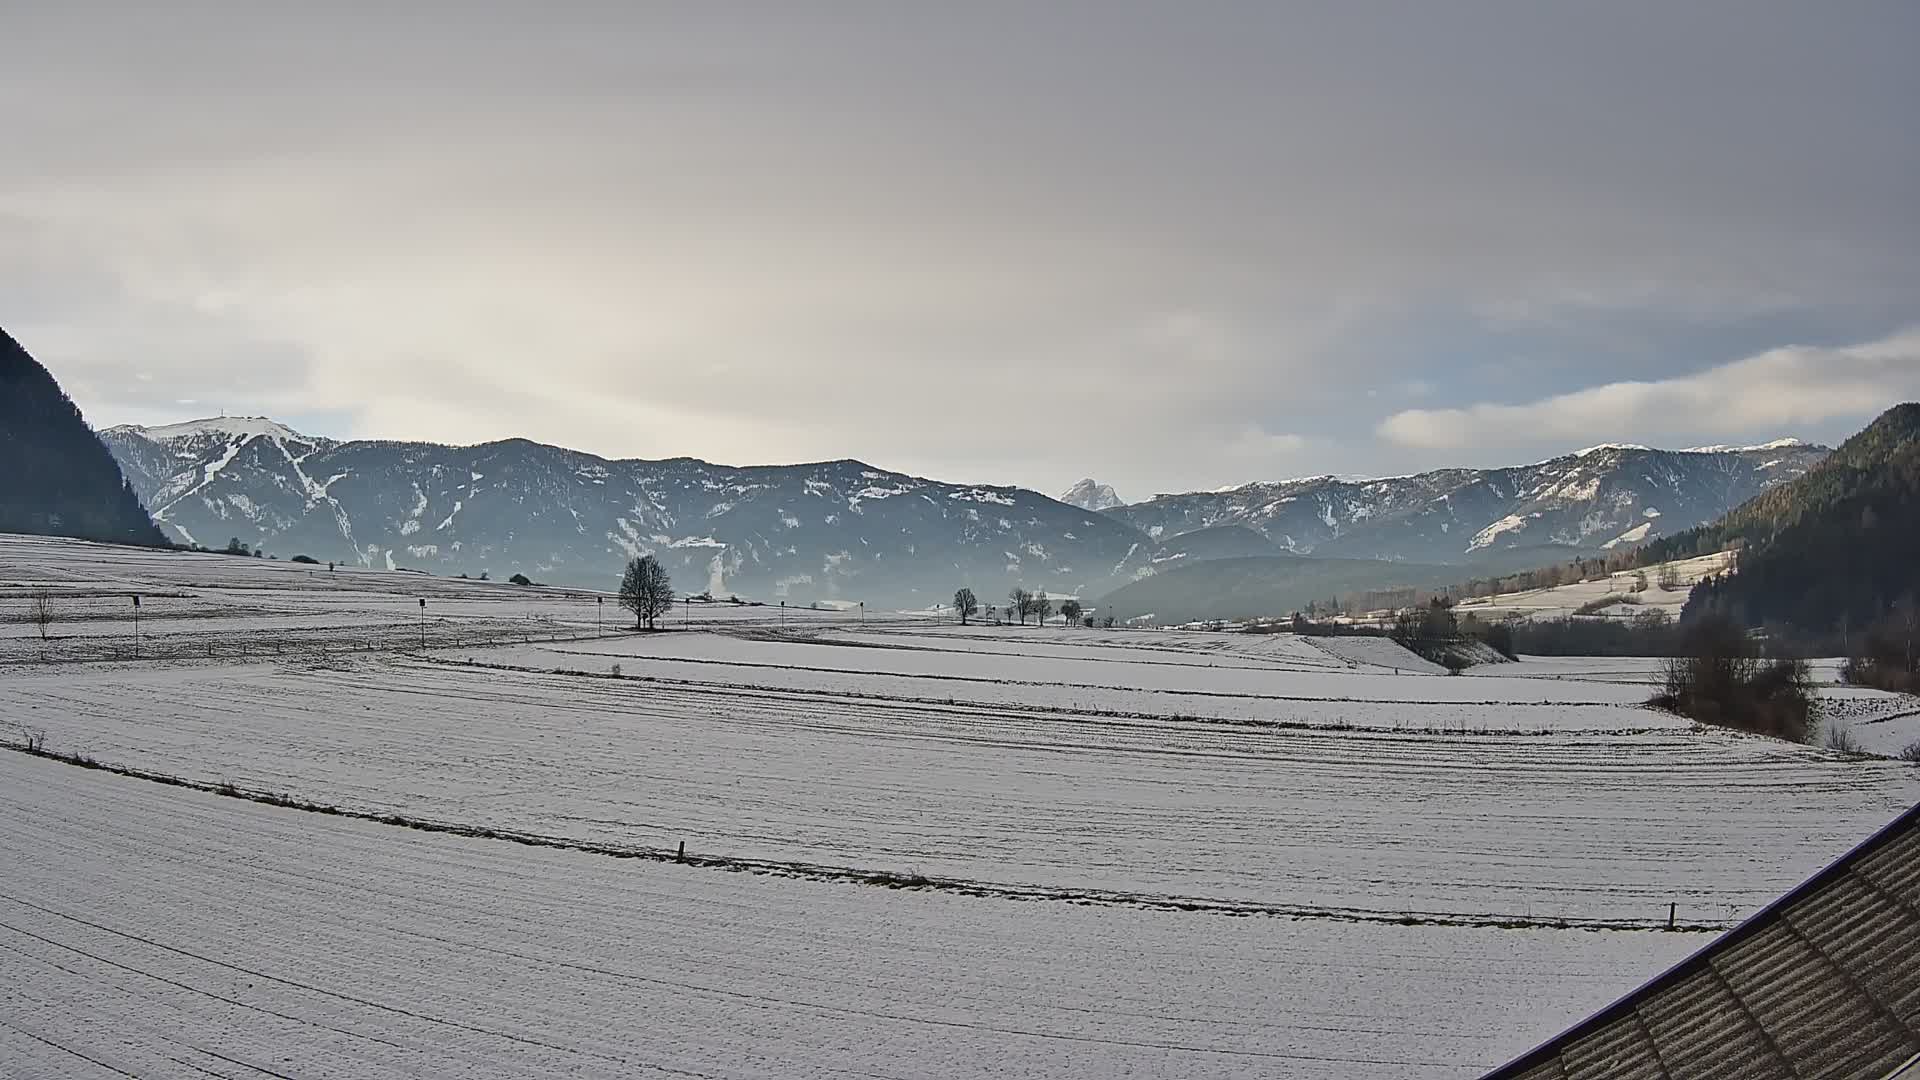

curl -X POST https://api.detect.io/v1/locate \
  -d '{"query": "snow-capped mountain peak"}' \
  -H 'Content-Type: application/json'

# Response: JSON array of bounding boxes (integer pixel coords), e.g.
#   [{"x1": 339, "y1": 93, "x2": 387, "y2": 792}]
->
[
  {"x1": 108, "y1": 416, "x2": 317, "y2": 445},
  {"x1": 1678, "y1": 437, "x2": 1808, "y2": 454},
  {"x1": 1059, "y1": 478, "x2": 1124, "y2": 512},
  {"x1": 1571, "y1": 443, "x2": 1655, "y2": 457}
]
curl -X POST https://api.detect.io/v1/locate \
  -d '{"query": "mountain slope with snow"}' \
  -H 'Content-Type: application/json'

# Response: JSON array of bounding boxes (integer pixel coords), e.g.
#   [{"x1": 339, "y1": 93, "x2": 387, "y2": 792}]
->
[
  {"x1": 1110, "y1": 443, "x2": 1828, "y2": 565},
  {"x1": 100, "y1": 416, "x2": 1829, "y2": 605},
  {"x1": 101, "y1": 421, "x2": 1146, "y2": 604}
]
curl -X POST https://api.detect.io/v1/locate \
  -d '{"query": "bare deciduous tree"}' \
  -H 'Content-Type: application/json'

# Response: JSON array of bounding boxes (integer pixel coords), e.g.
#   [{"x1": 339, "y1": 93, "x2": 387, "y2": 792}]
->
[
  {"x1": 1033, "y1": 593, "x2": 1054, "y2": 626},
  {"x1": 1008, "y1": 587, "x2": 1032, "y2": 625},
  {"x1": 953, "y1": 588, "x2": 979, "y2": 625},
  {"x1": 30, "y1": 590, "x2": 53, "y2": 641},
  {"x1": 1059, "y1": 599, "x2": 1083, "y2": 626},
  {"x1": 619, "y1": 555, "x2": 674, "y2": 630}
]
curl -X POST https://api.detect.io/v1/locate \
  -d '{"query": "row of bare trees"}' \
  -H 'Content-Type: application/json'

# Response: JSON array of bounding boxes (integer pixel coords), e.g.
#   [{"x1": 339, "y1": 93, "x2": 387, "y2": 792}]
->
[{"x1": 952, "y1": 586, "x2": 1086, "y2": 627}]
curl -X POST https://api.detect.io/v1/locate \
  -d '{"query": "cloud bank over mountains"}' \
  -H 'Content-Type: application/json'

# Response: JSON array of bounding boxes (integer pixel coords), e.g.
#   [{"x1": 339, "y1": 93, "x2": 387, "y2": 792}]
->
[{"x1": 5, "y1": 4, "x2": 1915, "y2": 492}]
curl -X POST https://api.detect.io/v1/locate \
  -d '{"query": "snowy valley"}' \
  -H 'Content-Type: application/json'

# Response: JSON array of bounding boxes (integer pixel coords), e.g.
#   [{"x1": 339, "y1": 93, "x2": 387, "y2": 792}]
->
[{"x1": 5, "y1": 534, "x2": 1917, "y2": 1077}]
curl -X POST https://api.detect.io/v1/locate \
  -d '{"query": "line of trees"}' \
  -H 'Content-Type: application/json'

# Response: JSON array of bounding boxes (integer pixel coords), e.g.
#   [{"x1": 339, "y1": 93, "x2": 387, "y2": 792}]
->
[
  {"x1": 955, "y1": 586, "x2": 1092, "y2": 627},
  {"x1": 1005, "y1": 587, "x2": 1050, "y2": 626}
]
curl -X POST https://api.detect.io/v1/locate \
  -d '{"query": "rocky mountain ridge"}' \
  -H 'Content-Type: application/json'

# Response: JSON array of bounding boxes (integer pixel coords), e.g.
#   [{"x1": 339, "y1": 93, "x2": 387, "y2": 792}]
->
[
  {"x1": 101, "y1": 419, "x2": 1140, "y2": 605},
  {"x1": 1059, "y1": 478, "x2": 1124, "y2": 512},
  {"x1": 101, "y1": 417, "x2": 1828, "y2": 605},
  {"x1": 1109, "y1": 442, "x2": 1828, "y2": 566}
]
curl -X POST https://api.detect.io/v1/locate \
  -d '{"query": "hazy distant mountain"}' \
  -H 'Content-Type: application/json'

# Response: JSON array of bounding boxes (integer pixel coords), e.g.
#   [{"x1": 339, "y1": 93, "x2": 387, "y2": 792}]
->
[
  {"x1": 1059, "y1": 478, "x2": 1124, "y2": 512},
  {"x1": 98, "y1": 413, "x2": 1832, "y2": 609},
  {"x1": 0, "y1": 327, "x2": 165, "y2": 547},
  {"x1": 1110, "y1": 442, "x2": 1828, "y2": 565},
  {"x1": 100, "y1": 419, "x2": 1143, "y2": 606}
]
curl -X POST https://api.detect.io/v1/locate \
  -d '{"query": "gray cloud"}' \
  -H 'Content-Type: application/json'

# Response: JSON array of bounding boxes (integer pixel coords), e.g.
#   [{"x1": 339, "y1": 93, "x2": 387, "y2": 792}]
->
[
  {"x1": 4, "y1": 2, "x2": 1916, "y2": 495},
  {"x1": 1378, "y1": 330, "x2": 1920, "y2": 451}
]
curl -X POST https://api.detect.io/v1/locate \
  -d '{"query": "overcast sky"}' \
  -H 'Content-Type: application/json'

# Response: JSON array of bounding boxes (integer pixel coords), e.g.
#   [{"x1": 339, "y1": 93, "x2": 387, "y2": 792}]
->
[{"x1": 6, "y1": 3, "x2": 1917, "y2": 498}]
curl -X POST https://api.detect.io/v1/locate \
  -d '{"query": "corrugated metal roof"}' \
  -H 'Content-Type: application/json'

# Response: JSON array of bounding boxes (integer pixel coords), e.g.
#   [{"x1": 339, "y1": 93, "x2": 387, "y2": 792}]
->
[
  {"x1": 1883, "y1": 1053, "x2": 1920, "y2": 1080},
  {"x1": 1484, "y1": 802, "x2": 1920, "y2": 1080}
]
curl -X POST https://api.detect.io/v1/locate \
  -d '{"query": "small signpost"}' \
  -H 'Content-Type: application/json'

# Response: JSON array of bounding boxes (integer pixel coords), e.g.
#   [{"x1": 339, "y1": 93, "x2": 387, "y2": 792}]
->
[
  {"x1": 418, "y1": 597, "x2": 426, "y2": 649},
  {"x1": 131, "y1": 594, "x2": 140, "y2": 658}
]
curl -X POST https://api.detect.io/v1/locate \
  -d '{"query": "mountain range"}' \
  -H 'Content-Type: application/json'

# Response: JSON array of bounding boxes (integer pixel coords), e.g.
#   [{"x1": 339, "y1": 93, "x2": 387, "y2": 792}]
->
[
  {"x1": 99, "y1": 414, "x2": 1828, "y2": 609},
  {"x1": 100, "y1": 418, "x2": 1146, "y2": 605},
  {"x1": 1105, "y1": 441, "x2": 1828, "y2": 566}
]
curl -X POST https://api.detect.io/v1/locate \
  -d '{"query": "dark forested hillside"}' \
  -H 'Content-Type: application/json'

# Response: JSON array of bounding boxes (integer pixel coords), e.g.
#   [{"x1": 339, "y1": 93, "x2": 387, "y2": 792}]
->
[
  {"x1": 1678, "y1": 404, "x2": 1920, "y2": 633},
  {"x1": 0, "y1": 327, "x2": 167, "y2": 547}
]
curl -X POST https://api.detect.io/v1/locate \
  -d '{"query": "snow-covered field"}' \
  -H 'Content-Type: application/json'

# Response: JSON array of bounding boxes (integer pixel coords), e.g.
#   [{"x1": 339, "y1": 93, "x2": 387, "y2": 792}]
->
[
  {"x1": 3, "y1": 533, "x2": 1918, "y2": 1078},
  {"x1": 1454, "y1": 551, "x2": 1734, "y2": 622},
  {"x1": 0, "y1": 750, "x2": 1693, "y2": 1079},
  {"x1": 0, "y1": 534, "x2": 852, "y2": 663}
]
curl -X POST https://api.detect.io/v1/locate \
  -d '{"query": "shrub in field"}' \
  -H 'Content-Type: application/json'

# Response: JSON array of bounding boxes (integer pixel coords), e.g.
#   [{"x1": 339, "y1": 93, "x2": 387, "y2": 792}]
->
[
  {"x1": 1899, "y1": 740, "x2": 1920, "y2": 763},
  {"x1": 1822, "y1": 724, "x2": 1863, "y2": 753},
  {"x1": 509, "y1": 573, "x2": 533, "y2": 586},
  {"x1": 290, "y1": 554, "x2": 319, "y2": 565},
  {"x1": 1651, "y1": 614, "x2": 1816, "y2": 743}
]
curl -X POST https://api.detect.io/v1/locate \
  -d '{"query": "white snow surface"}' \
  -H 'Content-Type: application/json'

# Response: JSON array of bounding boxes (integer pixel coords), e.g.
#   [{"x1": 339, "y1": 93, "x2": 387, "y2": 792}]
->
[
  {"x1": 4, "y1": 532, "x2": 1918, "y2": 1078},
  {"x1": 0, "y1": 751, "x2": 1693, "y2": 1079},
  {"x1": 1679, "y1": 437, "x2": 1807, "y2": 453},
  {"x1": 1455, "y1": 551, "x2": 1735, "y2": 623}
]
